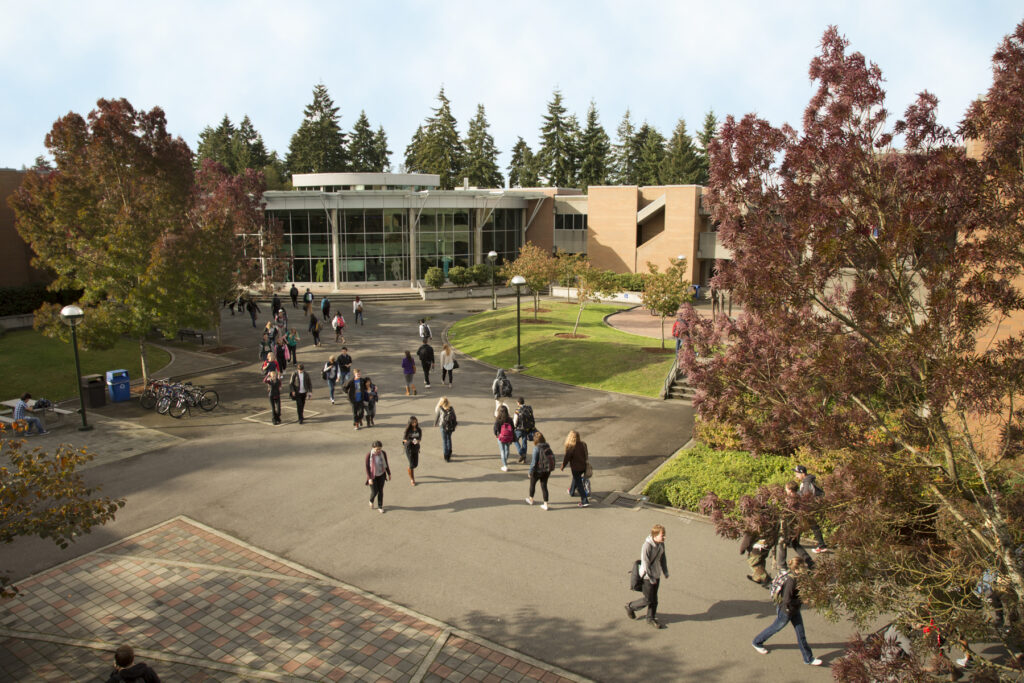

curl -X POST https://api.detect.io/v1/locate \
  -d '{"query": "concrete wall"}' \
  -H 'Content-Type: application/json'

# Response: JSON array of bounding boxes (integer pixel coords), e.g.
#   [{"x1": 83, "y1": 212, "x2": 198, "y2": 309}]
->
[{"x1": 0, "y1": 169, "x2": 50, "y2": 287}]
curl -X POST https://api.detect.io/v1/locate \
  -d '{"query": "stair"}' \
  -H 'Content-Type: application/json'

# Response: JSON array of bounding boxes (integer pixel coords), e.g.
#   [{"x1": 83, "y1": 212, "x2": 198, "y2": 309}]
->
[{"x1": 665, "y1": 372, "x2": 696, "y2": 401}]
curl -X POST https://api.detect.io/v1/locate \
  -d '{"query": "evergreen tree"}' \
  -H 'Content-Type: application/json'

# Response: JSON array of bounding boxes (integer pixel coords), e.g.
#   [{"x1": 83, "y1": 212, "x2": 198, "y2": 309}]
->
[
  {"x1": 404, "y1": 125, "x2": 426, "y2": 173},
  {"x1": 508, "y1": 137, "x2": 539, "y2": 188},
  {"x1": 285, "y1": 83, "x2": 347, "y2": 175},
  {"x1": 230, "y1": 115, "x2": 268, "y2": 172},
  {"x1": 417, "y1": 88, "x2": 465, "y2": 189},
  {"x1": 348, "y1": 111, "x2": 378, "y2": 172},
  {"x1": 263, "y1": 152, "x2": 289, "y2": 190},
  {"x1": 462, "y1": 104, "x2": 503, "y2": 188},
  {"x1": 695, "y1": 110, "x2": 718, "y2": 185},
  {"x1": 537, "y1": 89, "x2": 576, "y2": 188},
  {"x1": 565, "y1": 113, "x2": 583, "y2": 187},
  {"x1": 612, "y1": 109, "x2": 641, "y2": 185},
  {"x1": 635, "y1": 123, "x2": 666, "y2": 186},
  {"x1": 661, "y1": 118, "x2": 703, "y2": 185},
  {"x1": 578, "y1": 100, "x2": 611, "y2": 189},
  {"x1": 196, "y1": 115, "x2": 236, "y2": 172},
  {"x1": 373, "y1": 126, "x2": 392, "y2": 172}
]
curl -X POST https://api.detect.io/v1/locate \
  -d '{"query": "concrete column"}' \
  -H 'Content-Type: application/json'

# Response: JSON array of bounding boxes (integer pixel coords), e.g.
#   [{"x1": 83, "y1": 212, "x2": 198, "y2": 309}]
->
[
  {"x1": 330, "y1": 208, "x2": 339, "y2": 290},
  {"x1": 408, "y1": 208, "x2": 418, "y2": 285},
  {"x1": 474, "y1": 208, "x2": 484, "y2": 266}
]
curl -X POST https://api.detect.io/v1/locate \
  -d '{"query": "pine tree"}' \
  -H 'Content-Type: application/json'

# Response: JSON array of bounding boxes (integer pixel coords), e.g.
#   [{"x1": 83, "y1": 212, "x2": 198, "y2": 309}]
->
[
  {"x1": 565, "y1": 113, "x2": 583, "y2": 188},
  {"x1": 348, "y1": 111, "x2": 378, "y2": 172},
  {"x1": 537, "y1": 89, "x2": 576, "y2": 188},
  {"x1": 635, "y1": 123, "x2": 666, "y2": 186},
  {"x1": 612, "y1": 109, "x2": 640, "y2": 185},
  {"x1": 405, "y1": 125, "x2": 426, "y2": 173},
  {"x1": 661, "y1": 118, "x2": 703, "y2": 185},
  {"x1": 508, "y1": 137, "x2": 539, "y2": 188},
  {"x1": 196, "y1": 115, "x2": 236, "y2": 172},
  {"x1": 286, "y1": 84, "x2": 348, "y2": 175},
  {"x1": 695, "y1": 110, "x2": 718, "y2": 185},
  {"x1": 417, "y1": 88, "x2": 465, "y2": 189},
  {"x1": 578, "y1": 100, "x2": 611, "y2": 189},
  {"x1": 373, "y1": 126, "x2": 392, "y2": 172},
  {"x1": 462, "y1": 104, "x2": 504, "y2": 188},
  {"x1": 230, "y1": 115, "x2": 268, "y2": 172}
]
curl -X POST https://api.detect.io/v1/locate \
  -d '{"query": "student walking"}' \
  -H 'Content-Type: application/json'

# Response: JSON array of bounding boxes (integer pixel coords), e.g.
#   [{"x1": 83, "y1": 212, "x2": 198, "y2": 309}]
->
[
  {"x1": 264, "y1": 370, "x2": 282, "y2": 425},
  {"x1": 365, "y1": 440, "x2": 391, "y2": 514},
  {"x1": 418, "y1": 318, "x2": 432, "y2": 344},
  {"x1": 777, "y1": 481, "x2": 815, "y2": 570},
  {"x1": 308, "y1": 313, "x2": 322, "y2": 347},
  {"x1": 289, "y1": 363, "x2": 312, "y2": 424},
  {"x1": 290, "y1": 283, "x2": 299, "y2": 308},
  {"x1": 626, "y1": 524, "x2": 669, "y2": 629},
  {"x1": 513, "y1": 397, "x2": 536, "y2": 464},
  {"x1": 285, "y1": 328, "x2": 300, "y2": 364},
  {"x1": 494, "y1": 404, "x2": 515, "y2": 472},
  {"x1": 439, "y1": 343, "x2": 457, "y2": 387},
  {"x1": 525, "y1": 432, "x2": 555, "y2": 510},
  {"x1": 491, "y1": 369, "x2": 513, "y2": 413},
  {"x1": 402, "y1": 351, "x2": 417, "y2": 395},
  {"x1": 247, "y1": 298, "x2": 260, "y2": 327},
  {"x1": 752, "y1": 557, "x2": 823, "y2": 666},
  {"x1": 336, "y1": 347, "x2": 353, "y2": 385},
  {"x1": 417, "y1": 341, "x2": 434, "y2": 388},
  {"x1": 363, "y1": 375, "x2": 379, "y2": 427},
  {"x1": 433, "y1": 397, "x2": 456, "y2": 462},
  {"x1": 321, "y1": 296, "x2": 331, "y2": 322},
  {"x1": 323, "y1": 355, "x2": 340, "y2": 404},
  {"x1": 303, "y1": 288, "x2": 313, "y2": 315},
  {"x1": 353, "y1": 296, "x2": 365, "y2": 325},
  {"x1": 794, "y1": 465, "x2": 829, "y2": 553},
  {"x1": 402, "y1": 416, "x2": 422, "y2": 485},
  {"x1": 105, "y1": 644, "x2": 160, "y2": 683},
  {"x1": 561, "y1": 430, "x2": 590, "y2": 507},
  {"x1": 342, "y1": 369, "x2": 368, "y2": 429},
  {"x1": 332, "y1": 312, "x2": 346, "y2": 343}
]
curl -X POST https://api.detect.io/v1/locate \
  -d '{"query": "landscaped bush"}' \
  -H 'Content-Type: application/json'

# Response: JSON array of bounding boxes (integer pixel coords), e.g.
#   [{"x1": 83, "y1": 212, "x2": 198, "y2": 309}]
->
[
  {"x1": 424, "y1": 267, "x2": 445, "y2": 289},
  {"x1": 614, "y1": 272, "x2": 646, "y2": 292},
  {"x1": 469, "y1": 264, "x2": 493, "y2": 286},
  {"x1": 0, "y1": 284, "x2": 82, "y2": 317},
  {"x1": 447, "y1": 265, "x2": 472, "y2": 287},
  {"x1": 642, "y1": 442, "x2": 793, "y2": 511},
  {"x1": 693, "y1": 416, "x2": 745, "y2": 451}
]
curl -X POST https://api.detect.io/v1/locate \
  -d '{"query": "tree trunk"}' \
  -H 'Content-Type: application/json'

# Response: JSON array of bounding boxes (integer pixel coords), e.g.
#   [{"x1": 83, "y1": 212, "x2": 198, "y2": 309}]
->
[
  {"x1": 660, "y1": 316, "x2": 666, "y2": 349},
  {"x1": 573, "y1": 302, "x2": 585, "y2": 336},
  {"x1": 534, "y1": 293, "x2": 540, "y2": 321},
  {"x1": 138, "y1": 338, "x2": 150, "y2": 385}
]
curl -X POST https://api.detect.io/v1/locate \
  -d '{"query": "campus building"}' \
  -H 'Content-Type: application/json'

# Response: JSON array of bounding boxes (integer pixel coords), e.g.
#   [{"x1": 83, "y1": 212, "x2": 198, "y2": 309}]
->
[{"x1": 262, "y1": 173, "x2": 731, "y2": 289}]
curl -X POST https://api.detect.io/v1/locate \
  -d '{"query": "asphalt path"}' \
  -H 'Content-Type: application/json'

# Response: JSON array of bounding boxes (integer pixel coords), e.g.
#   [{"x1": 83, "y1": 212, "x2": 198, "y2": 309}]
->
[{"x1": 5, "y1": 297, "x2": 852, "y2": 682}]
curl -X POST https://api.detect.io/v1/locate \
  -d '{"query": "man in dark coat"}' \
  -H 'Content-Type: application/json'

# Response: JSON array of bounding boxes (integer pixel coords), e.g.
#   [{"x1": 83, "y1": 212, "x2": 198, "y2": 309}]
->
[
  {"x1": 105, "y1": 644, "x2": 160, "y2": 682},
  {"x1": 289, "y1": 363, "x2": 313, "y2": 424},
  {"x1": 417, "y1": 341, "x2": 435, "y2": 388},
  {"x1": 289, "y1": 283, "x2": 299, "y2": 308}
]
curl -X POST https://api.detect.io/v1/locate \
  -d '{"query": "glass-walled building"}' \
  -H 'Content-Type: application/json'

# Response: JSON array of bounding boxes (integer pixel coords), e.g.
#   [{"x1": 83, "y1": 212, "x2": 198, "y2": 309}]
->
[{"x1": 264, "y1": 173, "x2": 539, "y2": 286}]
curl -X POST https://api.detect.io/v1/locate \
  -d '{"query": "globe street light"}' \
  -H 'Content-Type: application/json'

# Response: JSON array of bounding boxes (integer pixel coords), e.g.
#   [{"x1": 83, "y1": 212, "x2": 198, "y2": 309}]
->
[
  {"x1": 59, "y1": 305, "x2": 93, "y2": 431},
  {"x1": 487, "y1": 250, "x2": 498, "y2": 310},
  {"x1": 511, "y1": 275, "x2": 526, "y2": 370}
]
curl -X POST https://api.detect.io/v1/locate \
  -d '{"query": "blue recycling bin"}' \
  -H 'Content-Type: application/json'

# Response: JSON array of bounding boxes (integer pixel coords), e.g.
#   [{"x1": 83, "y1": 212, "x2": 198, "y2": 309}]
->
[{"x1": 106, "y1": 369, "x2": 131, "y2": 403}]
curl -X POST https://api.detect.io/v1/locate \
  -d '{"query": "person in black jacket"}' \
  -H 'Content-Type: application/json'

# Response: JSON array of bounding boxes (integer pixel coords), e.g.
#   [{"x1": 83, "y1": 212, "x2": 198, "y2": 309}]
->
[
  {"x1": 106, "y1": 644, "x2": 160, "y2": 682},
  {"x1": 417, "y1": 341, "x2": 434, "y2": 388},
  {"x1": 341, "y1": 369, "x2": 368, "y2": 429},
  {"x1": 289, "y1": 363, "x2": 313, "y2": 424},
  {"x1": 752, "y1": 557, "x2": 822, "y2": 665},
  {"x1": 290, "y1": 283, "x2": 299, "y2": 308}
]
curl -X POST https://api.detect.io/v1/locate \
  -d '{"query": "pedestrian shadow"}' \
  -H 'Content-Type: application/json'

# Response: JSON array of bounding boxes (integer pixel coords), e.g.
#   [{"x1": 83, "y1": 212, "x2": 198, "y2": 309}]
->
[
  {"x1": 667, "y1": 599, "x2": 776, "y2": 623},
  {"x1": 385, "y1": 496, "x2": 519, "y2": 513}
]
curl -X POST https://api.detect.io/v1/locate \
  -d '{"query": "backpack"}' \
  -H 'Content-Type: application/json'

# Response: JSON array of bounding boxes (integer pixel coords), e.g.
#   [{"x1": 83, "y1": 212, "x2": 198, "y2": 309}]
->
[
  {"x1": 535, "y1": 443, "x2": 555, "y2": 473},
  {"x1": 499, "y1": 377, "x2": 513, "y2": 397},
  {"x1": 33, "y1": 398, "x2": 52, "y2": 410},
  {"x1": 517, "y1": 405, "x2": 535, "y2": 432},
  {"x1": 498, "y1": 421, "x2": 514, "y2": 443},
  {"x1": 442, "y1": 407, "x2": 457, "y2": 432},
  {"x1": 769, "y1": 571, "x2": 790, "y2": 605}
]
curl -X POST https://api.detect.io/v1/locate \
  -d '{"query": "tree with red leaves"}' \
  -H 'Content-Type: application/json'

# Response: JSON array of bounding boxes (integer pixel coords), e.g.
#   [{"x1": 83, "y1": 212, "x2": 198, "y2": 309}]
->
[{"x1": 684, "y1": 23, "x2": 1024, "y2": 679}]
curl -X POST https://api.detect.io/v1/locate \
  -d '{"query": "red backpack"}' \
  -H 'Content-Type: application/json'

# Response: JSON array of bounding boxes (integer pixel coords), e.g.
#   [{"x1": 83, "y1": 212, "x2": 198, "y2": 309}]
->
[{"x1": 498, "y1": 421, "x2": 514, "y2": 443}]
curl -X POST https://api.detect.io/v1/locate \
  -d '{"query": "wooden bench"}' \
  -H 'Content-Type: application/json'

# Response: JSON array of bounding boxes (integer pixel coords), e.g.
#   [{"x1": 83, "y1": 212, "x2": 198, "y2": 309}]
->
[
  {"x1": 0, "y1": 400, "x2": 74, "y2": 429},
  {"x1": 178, "y1": 329, "x2": 205, "y2": 344}
]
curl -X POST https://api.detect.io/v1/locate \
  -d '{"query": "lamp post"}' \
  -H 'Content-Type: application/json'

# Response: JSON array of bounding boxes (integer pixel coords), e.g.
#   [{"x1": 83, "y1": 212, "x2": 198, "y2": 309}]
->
[
  {"x1": 60, "y1": 305, "x2": 93, "y2": 431},
  {"x1": 511, "y1": 275, "x2": 526, "y2": 370},
  {"x1": 487, "y1": 250, "x2": 498, "y2": 310}
]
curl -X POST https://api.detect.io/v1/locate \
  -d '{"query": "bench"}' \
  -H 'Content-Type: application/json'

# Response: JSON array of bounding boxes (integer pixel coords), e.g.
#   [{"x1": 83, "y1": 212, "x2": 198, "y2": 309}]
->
[
  {"x1": 178, "y1": 329, "x2": 205, "y2": 345},
  {"x1": 0, "y1": 400, "x2": 74, "y2": 429}
]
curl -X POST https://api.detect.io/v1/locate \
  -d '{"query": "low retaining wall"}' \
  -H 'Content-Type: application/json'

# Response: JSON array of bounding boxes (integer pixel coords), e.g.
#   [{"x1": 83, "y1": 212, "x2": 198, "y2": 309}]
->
[{"x1": 0, "y1": 314, "x2": 34, "y2": 330}]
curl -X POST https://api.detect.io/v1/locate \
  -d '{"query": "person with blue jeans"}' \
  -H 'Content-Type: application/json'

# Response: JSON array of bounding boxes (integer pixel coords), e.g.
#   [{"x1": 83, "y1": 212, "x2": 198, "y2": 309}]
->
[
  {"x1": 434, "y1": 397, "x2": 455, "y2": 462},
  {"x1": 561, "y1": 429, "x2": 590, "y2": 507},
  {"x1": 513, "y1": 398, "x2": 535, "y2": 464},
  {"x1": 752, "y1": 557, "x2": 822, "y2": 666},
  {"x1": 494, "y1": 404, "x2": 514, "y2": 472},
  {"x1": 13, "y1": 393, "x2": 47, "y2": 435}
]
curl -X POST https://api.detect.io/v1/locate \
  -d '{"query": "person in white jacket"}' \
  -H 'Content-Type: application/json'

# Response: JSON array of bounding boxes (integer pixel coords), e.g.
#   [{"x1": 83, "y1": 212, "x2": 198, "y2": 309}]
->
[{"x1": 626, "y1": 524, "x2": 669, "y2": 629}]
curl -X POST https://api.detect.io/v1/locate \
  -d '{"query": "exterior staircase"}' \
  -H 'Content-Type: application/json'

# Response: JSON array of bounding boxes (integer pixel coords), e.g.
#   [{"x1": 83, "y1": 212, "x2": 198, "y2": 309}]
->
[{"x1": 661, "y1": 364, "x2": 696, "y2": 402}]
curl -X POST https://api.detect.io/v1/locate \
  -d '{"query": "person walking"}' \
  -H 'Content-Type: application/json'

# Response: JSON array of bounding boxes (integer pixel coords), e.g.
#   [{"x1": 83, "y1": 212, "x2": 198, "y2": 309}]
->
[
  {"x1": 626, "y1": 524, "x2": 669, "y2": 629},
  {"x1": 321, "y1": 296, "x2": 331, "y2": 322},
  {"x1": 264, "y1": 370, "x2": 282, "y2": 425},
  {"x1": 261, "y1": 352, "x2": 280, "y2": 377},
  {"x1": 363, "y1": 375, "x2": 379, "y2": 427},
  {"x1": 274, "y1": 335, "x2": 289, "y2": 371},
  {"x1": 777, "y1": 481, "x2": 815, "y2": 570},
  {"x1": 353, "y1": 296, "x2": 365, "y2": 325},
  {"x1": 342, "y1": 369, "x2": 368, "y2": 430},
  {"x1": 13, "y1": 393, "x2": 47, "y2": 435},
  {"x1": 332, "y1": 311, "x2": 346, "y2": 343},
  {"x1": 494, "y1": 404, "x2": 515, "y2": 472},
  {"x1": 794, "y1": 465, "x2": 829, "y2": 553},
  {"x1": 439, "y1": 343, "x2": 457, "y2": 387},
  {"x1": 289, "y1": 363, "x2": 312, "y2": 424},
  {"x1": 323, "y1": 355, "x2": 340, "y2": 404},
  {"x1": 246, "y1": 297, "x2": 260, "y2": 327},
  {"x1": 402, "y1": 416, "x2": 422, "y2": 486},
  {"x1": 285, "y1": 327, "x2": 300, "y2": 365},
  {"x1": 308, "y1": 313, "x2": 322, "y2": 347},
  {"x1": 525, "y1": 432, "x2": 555, "y2": 510},
  {"x1": 561, "y1": 430, "x2": 590, "y2": 507},
  {"x1": 513, "y1": 397, "x2": 536, "y2": 464},
  {"x1": 491, "y1": 369, "x2": 513, "y2": 414},
  {"x1": 433, "y1": 397, "x2": 456, "y2": 462},
  {"x1": 365, "y1": 440, "x2": 391, "y2": 514},
  {"x1": 303, "y1": 288, "x2": 313, "y2": 315},
  {"x1": 416, "y1": 340, "x2": 434, "y2": 389},
  {"x1": 337, "y1": 346, "x2": 353, "y2": 385},
  {"x1": 402, "y1": 351, "x2": 417, "y2": 395},
  {"x1": 271, "y1": 292, "x2": 282, "y2": 317},
  {"x1": 258, "y1": 332, "x2": 273, "y2": 362},
  {"x1": 105, "y1": 644, "x2": 160, "y2": 683},
  {"x1": 418, "y1": 318, "x2": 432, "y2": 344},
  {"x1": 752, "y1": 557, "x2": 823, "y2": 665},
  {"x1": 289, "y1": 283, "x2": 299, "y2": 308}
]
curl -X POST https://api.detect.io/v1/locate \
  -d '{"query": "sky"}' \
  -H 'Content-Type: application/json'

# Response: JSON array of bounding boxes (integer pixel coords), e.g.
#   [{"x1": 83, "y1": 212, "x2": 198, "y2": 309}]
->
[{"x1": 1, "y1": 1, "x2": 1022, "y2": 178}]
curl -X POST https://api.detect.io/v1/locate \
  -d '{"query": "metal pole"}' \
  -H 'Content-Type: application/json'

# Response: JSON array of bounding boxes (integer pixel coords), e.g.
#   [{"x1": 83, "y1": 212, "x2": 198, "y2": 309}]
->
[
  {"x1": 70, "y1": 324, "x2": 92, "y2": 431},
  {"x1": 491, "y1": 267, "x2": 496, "y2": 310},
  {"x1": 514, "y1": 285, "x2": 523, "y2": 370}
]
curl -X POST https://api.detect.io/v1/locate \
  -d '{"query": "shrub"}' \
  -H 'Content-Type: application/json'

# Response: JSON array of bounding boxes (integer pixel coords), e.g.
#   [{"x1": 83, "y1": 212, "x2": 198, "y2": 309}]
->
[
  {"x1": 642, "y1": 443, "x2": 793, "y2": 511},
  {"x1": 469, "y1": 264, "x2": 493, "y2": 286},
  {"x1": 447, "y1": 266, "x2": 472, "y2": 287},
  {"x1": 693, "y1": 416, "x2": 745, "y2": 451},
  {"x1": 424, "y1": 267, "x2": 445, "y2": 289},
  {"x1": 615, "y1": 272, "x2": 646, "y2": 292}
]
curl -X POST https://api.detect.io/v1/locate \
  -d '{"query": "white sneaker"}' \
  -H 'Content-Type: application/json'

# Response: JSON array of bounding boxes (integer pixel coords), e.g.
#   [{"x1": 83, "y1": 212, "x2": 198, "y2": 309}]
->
[
  {"x1": 541, "y1": 502, "x2": 548, "y2": 510},
  {"x1": 525, "y1": 497, "x2": 533, "y2": 505},
  {"x1": 752, "y1": 643, "x2": 768, "y2": 655},
  {"x1": 500, "y1": 466, "x2": 508, "y2": 472},
  {"x1": 808, "y1": 658, "x2": 823, "y2": 666},
  {"x1": 378, "y1": 507, "x2": 384, "y2": 514}
]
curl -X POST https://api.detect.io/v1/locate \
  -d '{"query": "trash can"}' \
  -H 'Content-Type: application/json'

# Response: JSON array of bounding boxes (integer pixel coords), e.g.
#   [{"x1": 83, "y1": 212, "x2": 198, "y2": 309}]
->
[
  {"x1": 80, "y1": 374, "x2": 107, "y2": 409},
  {"x1": 105, "y1": 369, "x2": 130, "y2": 403}
]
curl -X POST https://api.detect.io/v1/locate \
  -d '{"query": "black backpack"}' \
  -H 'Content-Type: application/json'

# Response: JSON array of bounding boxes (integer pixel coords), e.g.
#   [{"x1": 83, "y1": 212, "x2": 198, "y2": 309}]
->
[
  {"x1": 499, "y1": 377, "x2": 513, "y2": 397},
  {"x1": 442, "y1": 407, "x2": 457, "y2": 432},
  {"x1": 535, "y1": 443, "x2": 554, "y2": 473},
  {"x1": 518, "y1": 405, "x2": 535, "y2": 432}
]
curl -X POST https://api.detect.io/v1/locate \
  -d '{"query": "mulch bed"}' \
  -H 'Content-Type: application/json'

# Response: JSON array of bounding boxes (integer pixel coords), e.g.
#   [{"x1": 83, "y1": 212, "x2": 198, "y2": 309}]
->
[{"x1": 554, "y1": 333, "x2": 588, "y2": 339}]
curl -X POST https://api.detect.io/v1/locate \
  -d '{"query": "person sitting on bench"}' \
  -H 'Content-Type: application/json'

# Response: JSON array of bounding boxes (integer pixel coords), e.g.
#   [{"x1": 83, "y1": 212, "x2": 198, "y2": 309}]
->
[{"x1": 13, "y1": 392, "x2": 47, "y2": 435}]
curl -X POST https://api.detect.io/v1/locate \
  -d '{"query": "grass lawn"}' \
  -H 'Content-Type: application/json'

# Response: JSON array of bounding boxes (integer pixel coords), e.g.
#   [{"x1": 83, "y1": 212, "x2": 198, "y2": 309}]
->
[
  {"x1": 0, "y1": 329, "x2": 172, "y2": 403},
  {"x1": 447, "y1": 300, "x2": 675, "y2": 397}
]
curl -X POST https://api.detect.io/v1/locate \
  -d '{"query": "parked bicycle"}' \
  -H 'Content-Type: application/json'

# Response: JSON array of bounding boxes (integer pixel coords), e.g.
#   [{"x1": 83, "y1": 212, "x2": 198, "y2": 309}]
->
[{"x1": 140, "y1": 378, "x2": 218, "y2": 417}]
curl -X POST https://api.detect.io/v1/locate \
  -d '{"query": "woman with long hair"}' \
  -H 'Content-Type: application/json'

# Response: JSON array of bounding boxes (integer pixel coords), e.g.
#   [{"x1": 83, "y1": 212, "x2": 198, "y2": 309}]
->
[
  {"x1": 285, "y1": 327, "x2": 300, "y2": 364},
  {"x1": 402, "y1": 350, "x2": 417, "y2": 395},
  {"x1": 493, "y1": 404, "x2": 515, "y2": 472},
  {"x1": 439, "y1": 343, "x2": 456, "y2": 387},
  {"x1": 561, "y1": 429, "x2": 590, "y2": 507},
  {"x1": 264, "y1": 370, "x2": 282, "y2": 425},
  {"x1": 364, "y1": 440, "x2": 391, "y2": 513},
  {"x1": 433, "y1": 397, "x2": 456, "y2": 462},
  {"x1": 525, "y1": 431, "x2": 555, "y2": 510},
  {"x1": 402, "y1": 416, "x2": 422, "y2": 485}
]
